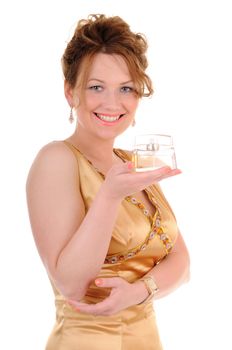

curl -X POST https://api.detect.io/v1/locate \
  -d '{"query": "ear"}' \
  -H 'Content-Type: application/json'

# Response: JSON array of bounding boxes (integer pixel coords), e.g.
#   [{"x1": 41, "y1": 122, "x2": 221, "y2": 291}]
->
[{"x1": 64, "y1": 80, "x2": 74, "y2": 107}]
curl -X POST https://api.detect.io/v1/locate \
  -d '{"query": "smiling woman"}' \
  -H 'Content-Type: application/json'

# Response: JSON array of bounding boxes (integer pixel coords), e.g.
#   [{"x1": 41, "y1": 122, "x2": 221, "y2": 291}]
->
[
  {"x1": 65, "y1": 53, "x2": 139, "y2": 132},
  {"x1": 26, "y1": 14, "x2": 189, "y2": 350}
]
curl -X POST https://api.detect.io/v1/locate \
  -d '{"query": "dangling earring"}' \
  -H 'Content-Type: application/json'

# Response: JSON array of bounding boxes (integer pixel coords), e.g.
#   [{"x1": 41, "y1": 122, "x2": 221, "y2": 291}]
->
[
  {"x1": 69, "y1": 97, "x2": 80, "y2": 123},
  {"x1": 69, "y1": 107, "x2": 74, "y2": 123},
  {"x1": 132, "y1": 119, "x2": 136, "y2": 127}
]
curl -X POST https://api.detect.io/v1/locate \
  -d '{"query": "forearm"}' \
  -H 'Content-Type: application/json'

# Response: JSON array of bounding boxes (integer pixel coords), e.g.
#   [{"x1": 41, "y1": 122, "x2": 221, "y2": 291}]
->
[
  {"x1": 134, "y1": 239, "x2": 190, "y2": 303},
  {"x1": 54, "y1": 185, "x2": 122, "y2": 299},
  {"x1": 146, "y1": 250, "x2": 190, "y2": 300}
]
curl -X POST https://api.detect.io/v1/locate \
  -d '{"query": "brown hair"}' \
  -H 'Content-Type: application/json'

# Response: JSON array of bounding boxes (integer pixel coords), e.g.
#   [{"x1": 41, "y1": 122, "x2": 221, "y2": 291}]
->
[{"x1": 61, "y1": 14, "x2": 153, "y2": 97}]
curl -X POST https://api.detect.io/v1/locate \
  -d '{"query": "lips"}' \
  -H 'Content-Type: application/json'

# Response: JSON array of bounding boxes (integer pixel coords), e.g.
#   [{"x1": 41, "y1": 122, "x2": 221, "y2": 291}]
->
[{"x1": 94, "y1": 112, "x2": 125, "y2": 122}]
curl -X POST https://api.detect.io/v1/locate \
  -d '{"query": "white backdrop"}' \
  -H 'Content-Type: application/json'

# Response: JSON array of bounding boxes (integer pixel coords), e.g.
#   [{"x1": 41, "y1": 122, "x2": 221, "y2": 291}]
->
[{"x1": 0, "y1": 0, "x2": 231, "y2": 349}]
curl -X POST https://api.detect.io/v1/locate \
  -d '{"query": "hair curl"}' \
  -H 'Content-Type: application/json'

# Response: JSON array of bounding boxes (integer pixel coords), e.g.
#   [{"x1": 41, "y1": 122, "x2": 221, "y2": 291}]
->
[{"x1": 62, "y1": 14, "x2": 153, "y2": 97}]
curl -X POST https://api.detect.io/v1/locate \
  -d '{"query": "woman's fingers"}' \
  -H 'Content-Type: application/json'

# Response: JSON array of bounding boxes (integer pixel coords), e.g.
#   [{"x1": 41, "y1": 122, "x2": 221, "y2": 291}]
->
[
  {"x1": 156, "y1": 168, "x2": 182, "y2": 181},
  {"x1": 68, "y1": 296, "x2": 115, "y2": 316},
  {"x1": 103, "y1": 162, "x2": 182, "y2": 200},
  {"x1": 95, "y1": 277, "x2": 122, "y2": 288},
  {"x1": 130, "y1": 166, "x2": 182, "y2": 184},
  {"x1": 68, "y1": 298, "x2": 106, "y2": 314},
  {"x1": 67, "y1": 278, "x2": 128, "y2": 316}
]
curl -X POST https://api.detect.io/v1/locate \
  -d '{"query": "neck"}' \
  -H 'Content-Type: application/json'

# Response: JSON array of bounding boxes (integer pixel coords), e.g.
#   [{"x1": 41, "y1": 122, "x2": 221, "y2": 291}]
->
[{"x1": 67, "y1": 128, "x2": 117, "y2": 164}]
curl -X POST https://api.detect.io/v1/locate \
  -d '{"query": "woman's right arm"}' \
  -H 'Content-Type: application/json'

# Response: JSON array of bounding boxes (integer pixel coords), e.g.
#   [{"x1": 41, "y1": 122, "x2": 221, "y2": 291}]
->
[
  {"x1": 26, "y1": 142, "x2": 122, "y2": 301},
  {"x1": 26, "y1": 141, "x2": 180, "y2": 301}
]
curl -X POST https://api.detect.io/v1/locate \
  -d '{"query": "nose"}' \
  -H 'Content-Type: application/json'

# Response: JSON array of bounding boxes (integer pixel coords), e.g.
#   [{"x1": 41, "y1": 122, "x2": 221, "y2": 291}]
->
[{"x1": 102, "y1": 89, "x2": 121, "y2": 111}]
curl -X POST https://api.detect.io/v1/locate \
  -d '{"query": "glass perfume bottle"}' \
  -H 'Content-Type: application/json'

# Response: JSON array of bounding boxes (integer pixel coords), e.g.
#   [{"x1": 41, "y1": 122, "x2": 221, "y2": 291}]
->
[{"x1": 132, "y1": 134, "x2": 177, "y2": 172}]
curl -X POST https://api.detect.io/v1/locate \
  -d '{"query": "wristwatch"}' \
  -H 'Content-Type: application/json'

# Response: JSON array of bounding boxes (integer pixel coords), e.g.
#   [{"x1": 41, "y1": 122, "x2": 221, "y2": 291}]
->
[{"x1": 138, "y1": 275, "x2": 159, "y2": 304}]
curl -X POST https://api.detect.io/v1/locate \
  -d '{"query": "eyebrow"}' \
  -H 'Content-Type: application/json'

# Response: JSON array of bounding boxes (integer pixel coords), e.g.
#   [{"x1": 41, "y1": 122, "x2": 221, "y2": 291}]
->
[{"x1": 87, "y1": 78, "x2": 134, "y2": 85}]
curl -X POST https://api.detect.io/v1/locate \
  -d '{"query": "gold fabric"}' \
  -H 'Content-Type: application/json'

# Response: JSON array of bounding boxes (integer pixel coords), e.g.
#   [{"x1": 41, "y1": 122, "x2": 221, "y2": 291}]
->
[{"x1": 45, "y1": 141, "x2": 179, "y2": 350}]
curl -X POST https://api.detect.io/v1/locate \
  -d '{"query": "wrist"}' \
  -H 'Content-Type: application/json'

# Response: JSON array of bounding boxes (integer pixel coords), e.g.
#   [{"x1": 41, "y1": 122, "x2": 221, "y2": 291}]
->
[
  {"x1": 100, "y1": 183, "x2": 123, "y2": 202},
  {"x1": 137, "y1": 275, "x2": 159, "y2": 304},
  {"x1": 133, "y1": 280, "x2": 150, "y2": 305}
]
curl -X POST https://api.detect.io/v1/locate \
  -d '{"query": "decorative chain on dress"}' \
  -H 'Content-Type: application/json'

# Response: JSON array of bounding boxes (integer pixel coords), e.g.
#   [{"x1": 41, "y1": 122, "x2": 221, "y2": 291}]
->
[
  {"x1": 104, "y1": 195, "x2": 173, "y2": 264},
  {"x1": 62, "y1": 142, "x2": 174, "y2": 264}
]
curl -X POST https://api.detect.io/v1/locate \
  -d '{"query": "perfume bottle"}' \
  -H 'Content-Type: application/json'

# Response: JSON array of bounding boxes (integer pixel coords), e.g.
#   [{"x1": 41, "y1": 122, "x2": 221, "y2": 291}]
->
[{"x1": 132, "y1": 134, "x2": 177, "y2": 172}]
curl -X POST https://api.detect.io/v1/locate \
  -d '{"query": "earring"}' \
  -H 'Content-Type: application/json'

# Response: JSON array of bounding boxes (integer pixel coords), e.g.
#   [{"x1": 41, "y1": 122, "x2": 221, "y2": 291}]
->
[
  {"x1": 69, "y1": 107, "x2": 74, "y2": 123},
  {"x1": 132, "y1": 119, "x2": 136, "y2": 127}
]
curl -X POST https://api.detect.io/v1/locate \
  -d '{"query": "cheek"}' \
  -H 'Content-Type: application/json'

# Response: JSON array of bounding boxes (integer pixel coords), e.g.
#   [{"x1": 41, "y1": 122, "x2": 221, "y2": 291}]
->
[
  {"x1": 77, "y1": 96, "x2": 101, "y2": 119},
  {"x1": 83, "y1": 94, "x2": 103, "y2": 109},
  {"x1": 124, "y1": 96, "x2": 139, "y2": 110}
]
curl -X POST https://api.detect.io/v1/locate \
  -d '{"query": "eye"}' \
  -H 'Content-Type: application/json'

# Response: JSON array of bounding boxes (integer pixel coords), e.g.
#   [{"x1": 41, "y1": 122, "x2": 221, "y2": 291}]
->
[
  {"x1": 120, "y1": 86, "x2": 134, "y2": 93},
  {"x1": 89, "y1": 85, "x2": 103, "y2": 92}
]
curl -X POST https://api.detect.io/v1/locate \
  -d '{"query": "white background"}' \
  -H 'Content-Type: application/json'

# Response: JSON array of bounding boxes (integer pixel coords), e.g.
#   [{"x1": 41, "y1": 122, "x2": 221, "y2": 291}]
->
[{"x1": 0, "y1": 0, "x2": 231, "y2": 349}]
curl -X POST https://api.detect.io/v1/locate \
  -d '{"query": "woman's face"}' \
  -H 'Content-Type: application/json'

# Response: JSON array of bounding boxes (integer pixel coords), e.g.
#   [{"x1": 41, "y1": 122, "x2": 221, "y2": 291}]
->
[{"x1": 69, "y1": 53, "x2": 139, "y2": 140}]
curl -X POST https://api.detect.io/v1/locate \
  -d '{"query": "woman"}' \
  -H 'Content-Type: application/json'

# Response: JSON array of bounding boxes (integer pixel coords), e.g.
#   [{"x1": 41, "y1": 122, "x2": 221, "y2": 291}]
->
[{"x1": 26, "y1": 14, "x2": 190, "y2": 350}]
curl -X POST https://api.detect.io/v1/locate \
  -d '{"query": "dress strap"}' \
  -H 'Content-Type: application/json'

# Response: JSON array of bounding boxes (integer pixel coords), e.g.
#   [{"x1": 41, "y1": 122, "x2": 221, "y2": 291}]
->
[
  {"x1": 62, "y1": 140, "x2": 82, "y2": 160},
  {"x1": 114, "y1": 148, "x2": 132, "y2": 162},
  {"x1": 63, "y1": 140, "x2": 80, "y2": 153}
]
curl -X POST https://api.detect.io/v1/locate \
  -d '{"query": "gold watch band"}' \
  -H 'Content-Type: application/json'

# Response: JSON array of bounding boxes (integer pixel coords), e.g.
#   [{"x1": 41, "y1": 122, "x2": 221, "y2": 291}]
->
[{"x1": 138, "y1": 275, "x2": 159, "y2": 304}]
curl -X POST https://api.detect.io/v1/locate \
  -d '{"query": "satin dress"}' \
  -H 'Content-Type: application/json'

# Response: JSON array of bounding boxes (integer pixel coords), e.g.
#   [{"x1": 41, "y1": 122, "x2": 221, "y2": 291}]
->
[{"x1": 45, "y1": 141, "x2": 179, "y2": 350}]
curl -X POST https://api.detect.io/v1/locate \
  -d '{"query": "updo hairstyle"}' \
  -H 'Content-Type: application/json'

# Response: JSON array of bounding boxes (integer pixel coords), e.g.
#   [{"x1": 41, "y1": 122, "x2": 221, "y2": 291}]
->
[{"x1": 62, "y1": 14, "x2": 153, "y2": 97}]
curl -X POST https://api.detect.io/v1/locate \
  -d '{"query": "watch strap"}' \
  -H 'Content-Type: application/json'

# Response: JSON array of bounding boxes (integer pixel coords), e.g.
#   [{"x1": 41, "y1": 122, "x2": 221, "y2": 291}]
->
[{"x1": 138, "y1": 275, "x2": 159, "y2": 304}]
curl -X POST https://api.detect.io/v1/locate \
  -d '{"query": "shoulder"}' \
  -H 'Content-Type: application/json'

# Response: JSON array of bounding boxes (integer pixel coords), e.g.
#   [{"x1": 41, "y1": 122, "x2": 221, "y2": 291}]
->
[
  {"x1": 31, "y1": 141, "x2": 78, "y2": 169},
  {"x1": 36, "y1": 140, "x2": 77, "y2": 161},
  {"x1": 26, "y1": 141, "x2": 79, "y2": 188}
]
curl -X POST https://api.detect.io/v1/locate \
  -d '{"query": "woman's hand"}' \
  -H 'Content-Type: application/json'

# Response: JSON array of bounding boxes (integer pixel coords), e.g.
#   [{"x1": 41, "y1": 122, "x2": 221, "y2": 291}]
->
[
  {"x1": 68, "y1": 277, "x2": 148, "y2": 316},
  {"x1": 102, "y1": 162, "x2": 181, "y2": 200}
]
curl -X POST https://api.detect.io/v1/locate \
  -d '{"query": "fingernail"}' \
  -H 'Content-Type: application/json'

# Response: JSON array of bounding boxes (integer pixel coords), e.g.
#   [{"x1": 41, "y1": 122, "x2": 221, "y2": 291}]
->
[
  {"x1": 127, "y1": 162, "x2": 134, "y2": 169},
  {"x1": 95, "y1": 279, "x2": 102, "y2": 286}
]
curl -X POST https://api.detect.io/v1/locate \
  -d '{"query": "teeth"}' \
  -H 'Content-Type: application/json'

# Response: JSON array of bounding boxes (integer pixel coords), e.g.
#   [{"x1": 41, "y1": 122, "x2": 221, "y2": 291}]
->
[{"x1": 95, "y1": 113, "x2": 121, "y2": 122}]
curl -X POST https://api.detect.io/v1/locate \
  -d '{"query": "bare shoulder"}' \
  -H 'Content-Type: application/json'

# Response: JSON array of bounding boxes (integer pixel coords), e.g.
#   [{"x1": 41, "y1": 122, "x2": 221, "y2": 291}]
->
[
  {"x1": 26, "y1": 141, "x2": 78, "y2": 184},
  {"x1": 30, "y1": 140, "x2": 76, "y2": 167}
]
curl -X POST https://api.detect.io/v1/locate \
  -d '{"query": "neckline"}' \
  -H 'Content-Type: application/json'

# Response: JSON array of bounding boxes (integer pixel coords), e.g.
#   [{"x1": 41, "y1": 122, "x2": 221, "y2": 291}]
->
[
  {"x1": 63, "y1": 140, "x2": 158, "y2": 221},
  {"x1": 63, "y1": 140, "x2": 127, "y2": 178}
]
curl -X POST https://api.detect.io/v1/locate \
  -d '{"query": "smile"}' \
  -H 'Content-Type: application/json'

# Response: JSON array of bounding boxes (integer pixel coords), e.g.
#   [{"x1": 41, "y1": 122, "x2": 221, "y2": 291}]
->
[{"x1": 94, "y1": 113, "x2": 125, "y2": 123}]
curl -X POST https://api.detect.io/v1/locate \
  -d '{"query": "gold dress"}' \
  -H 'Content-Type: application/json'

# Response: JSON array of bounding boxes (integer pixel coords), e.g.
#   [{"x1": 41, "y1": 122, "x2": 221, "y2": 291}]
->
[{"x1": 45, "y1": 141, "x2": 179, "y2": 350}]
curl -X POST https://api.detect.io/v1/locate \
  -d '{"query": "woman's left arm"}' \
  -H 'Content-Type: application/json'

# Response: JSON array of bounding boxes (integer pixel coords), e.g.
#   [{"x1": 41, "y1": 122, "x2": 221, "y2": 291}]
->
[
  {"x1": 137, "y1": 230, "x2": 190, "y2": 301},
  {"x1": 68, "y1": 231, "x2": 190, "y2": 315}
]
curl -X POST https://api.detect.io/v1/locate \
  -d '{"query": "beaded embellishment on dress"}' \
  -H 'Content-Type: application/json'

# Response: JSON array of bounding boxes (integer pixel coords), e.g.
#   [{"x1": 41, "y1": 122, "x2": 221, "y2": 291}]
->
[
  {"x1": 104, "y1": 194, "x2": 173, "y2": 264},
  {"x1": 62, "y1": 141, "x2": 174, "y2": 264}
]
